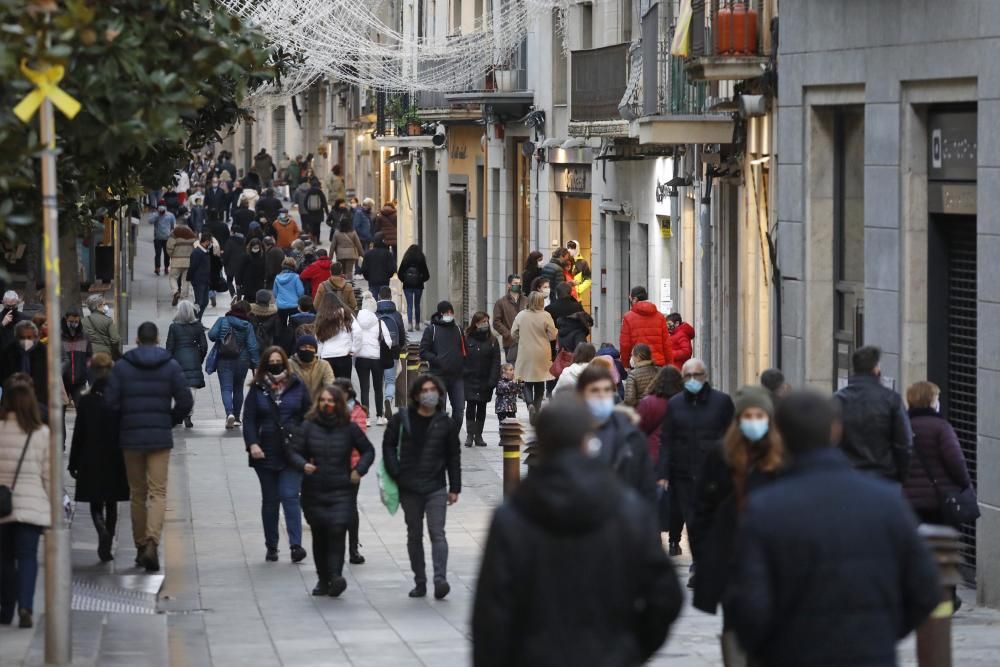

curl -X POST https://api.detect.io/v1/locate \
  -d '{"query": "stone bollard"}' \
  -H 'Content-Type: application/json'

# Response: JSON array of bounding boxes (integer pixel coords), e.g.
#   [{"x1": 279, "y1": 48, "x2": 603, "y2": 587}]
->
[
  {"x1": 916, "y1": 524, "x2": 964, "y2": 667},
  {"x1": 396, "y1": 342, "x2": 422, "y2": 400},
  {"x1": 498, "y1": 419, "x2": 525, "y2": 496}
]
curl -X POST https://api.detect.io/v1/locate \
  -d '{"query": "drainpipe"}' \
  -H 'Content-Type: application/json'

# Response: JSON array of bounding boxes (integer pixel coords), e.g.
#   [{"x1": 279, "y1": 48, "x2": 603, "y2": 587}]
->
[{"x1": 700, "y1": 158, "x2": 714, "y2": 373}]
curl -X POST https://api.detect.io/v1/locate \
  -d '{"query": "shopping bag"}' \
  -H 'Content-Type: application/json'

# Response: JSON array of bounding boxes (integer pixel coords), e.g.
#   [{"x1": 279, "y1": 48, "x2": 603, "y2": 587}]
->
[{"x1": 377, "y1": 418, "x2": 405, "y2": 515}]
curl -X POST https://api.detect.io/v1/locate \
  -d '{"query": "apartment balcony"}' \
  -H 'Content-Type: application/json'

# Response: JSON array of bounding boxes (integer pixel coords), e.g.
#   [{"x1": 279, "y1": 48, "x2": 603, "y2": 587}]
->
[
  {"x1": 569, "y1": 43, "x2": 630, "y2": 138},
  {"x1": 684, "y1": 0, "x2": 770, "y2": 82},
  {"x1": 373, "y1": 91, "x2": 436, "y2": 148},
  {"x1": 443, "y1": 39, "x2": 533, "y2": 114}
]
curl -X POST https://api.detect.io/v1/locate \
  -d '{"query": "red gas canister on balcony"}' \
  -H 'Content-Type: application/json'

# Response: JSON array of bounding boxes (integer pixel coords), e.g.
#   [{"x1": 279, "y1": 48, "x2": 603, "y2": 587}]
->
[
  {"x1": 731, "y1": 1, "x2": 758, "y2": 55},
  {"x1": 715, "y1": 1, "x2": 734, "y2": 55}
]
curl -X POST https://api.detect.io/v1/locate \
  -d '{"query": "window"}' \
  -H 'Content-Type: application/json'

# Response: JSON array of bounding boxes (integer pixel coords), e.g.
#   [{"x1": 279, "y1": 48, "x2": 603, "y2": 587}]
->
[
  {"x1": 622, "y1": 0, "x2": 633, "y2": 42},
  {"x1": 451, "y1": 0, "x2": 462, "y2": 34},
  {"x1": 581, "y1": 2, "x2": 593, "y2": 49},
  {"x1": 553, "y1": 9, "x2": 567, "y2": 104}
]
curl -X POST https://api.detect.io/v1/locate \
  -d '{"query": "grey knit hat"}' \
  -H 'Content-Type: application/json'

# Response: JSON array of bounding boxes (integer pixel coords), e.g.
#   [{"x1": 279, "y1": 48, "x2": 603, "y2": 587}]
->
[{"x1": 733, "y1": 385, "x2": 774, "y2": 418}]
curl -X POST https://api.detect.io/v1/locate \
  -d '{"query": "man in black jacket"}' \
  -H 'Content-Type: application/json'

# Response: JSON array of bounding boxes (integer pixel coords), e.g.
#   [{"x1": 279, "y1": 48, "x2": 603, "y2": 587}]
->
[
  {"x1": 835, "y1": 345, "x2": 913, "y2": 482},
  {"x1": 0, "y1": 290, "x2": 27, "y2": 352},
  {"x1": 724, "y1": 390, "x2": 939, "y2": 666},
  {"x1": 419, "y1": 301, "x2": 466, "y2": 431},
  {"x1": 472, "y1": 396, "x2": 682, "y2": 667},
  {"x1": 383, "y1": 374, "x2": 461, "y2": 600},
  {"x1": 204, "y1": 177, "x2": 228, "y2": 223},
  {"x1": 256, "y1": 188, "x2": 283, "y2": 224},
  {"x1": 105, "y1": 322, "x2": 193, "y2": 572},
  {"x1": 188, "y1": 232, "x2": 214, "y2": 321},
  {"x1": 231, "y1": 198, "x2": 255, "y2": 236}
]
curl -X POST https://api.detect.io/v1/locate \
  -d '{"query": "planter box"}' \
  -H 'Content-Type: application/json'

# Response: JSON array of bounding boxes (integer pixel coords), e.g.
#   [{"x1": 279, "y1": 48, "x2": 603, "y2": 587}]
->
[{"x1": 494, "y1": 69, "x2": 518, "y2": 92}]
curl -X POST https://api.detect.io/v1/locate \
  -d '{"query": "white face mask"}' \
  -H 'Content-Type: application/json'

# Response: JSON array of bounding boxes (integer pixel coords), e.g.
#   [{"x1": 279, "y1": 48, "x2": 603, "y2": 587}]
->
[
  {"x1": 19, "y1": 339, "x2": 35, "y2": 351},
  {"x1": 441, "y1": 314, "x2": 454, "y2": 324},
  {"x1": 932, "y1": 399, "x2": 941, "y2": 413},
  {"x1": 541, "y1": 288, "x2": 551, "y2": 298},
  {"x1": 101, "y1": 305, "x2": 111, "y2": 315}
]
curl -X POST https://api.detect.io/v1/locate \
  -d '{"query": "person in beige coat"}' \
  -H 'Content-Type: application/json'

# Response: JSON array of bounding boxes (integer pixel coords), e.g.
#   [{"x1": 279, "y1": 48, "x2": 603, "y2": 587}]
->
[
  {"x1": 511, "y1": 291, "x2": 557, "y2": 415},
  {"x1": 0, "y1": 373, "x2": 51, "y2": 629},
  {"x1": 332, "y1": 216, "x2": 365, "y2": 276},
  {"x1": 166, "y1": 221, "x2": 197, "y2": 302}
]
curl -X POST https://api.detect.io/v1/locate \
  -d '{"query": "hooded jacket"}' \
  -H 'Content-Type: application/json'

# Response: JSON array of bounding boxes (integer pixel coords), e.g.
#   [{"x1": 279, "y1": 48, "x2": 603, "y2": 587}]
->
[
  {"x1": 398, "y1": 251, "x2": 430, "y2": 289},
  {"x1": 273, "y1": 269, "x2": 305, "y2": 310},
  {"x1": 354, "y1": 309, "x2": 392, "y2": 360},
  {"x1": 593, "y1": 408, "x2": 658, "y2": 502},
  {"x1": 300, "y1": 256, "x2": 332, "y2": 297},
  {"x1": 420, "y1": 312, "x2": 467, "y2": 380},
  {"x1": 166, "y1": 225, "x2": 197, "y2": 269},
  {"x1": 374, "y1": 205, "x2": 398, "y2": 245},
  {"x1": 82, "y1": 310, "x2": 121, "y2": 359},
  {"x1": 555, "y1": 311, "x2": 592, "y2": 353},
  {"x1": 539, "y1": 258, "x2": 567, "y2": 291},
  {"x1": 472, "y1": 452, "x2": 682, "y2": 667},
  {"x1": 623, "y1": 359, "x2": 659, "y2": 407},
  {"x1": 375, "y1": 299, "x2": 407, "y2": 350},
  {"x1": 314, "y1": 274, "x2": 358, "y2": 313},
  {"x1": 382, "y1": 406, "x2": 461, "y2": 495},
  {"x1": 105, "y1": 346, "x2": 193, "y2": 450},
  {"x1": 360, "y1": 244, "x2": 396, "y2": 286},
  {"x1": 620, "y1": 300, "x2": 673, "y2": 368},
  {"x1": 208, "y1": 312, "x2": 260, "y2": 367},
  {"x1": 249, "y1": 303, "x2": 282, "y2": 351},
  {"x1": 669, "y1": 322, "x2": 695, "y2": 369}
]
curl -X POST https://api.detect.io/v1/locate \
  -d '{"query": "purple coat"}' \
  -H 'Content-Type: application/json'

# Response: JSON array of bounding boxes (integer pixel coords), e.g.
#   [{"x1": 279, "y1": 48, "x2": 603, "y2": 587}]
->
[{"x1": 903, "y1": 409, "x2": 972, "y2": 511}]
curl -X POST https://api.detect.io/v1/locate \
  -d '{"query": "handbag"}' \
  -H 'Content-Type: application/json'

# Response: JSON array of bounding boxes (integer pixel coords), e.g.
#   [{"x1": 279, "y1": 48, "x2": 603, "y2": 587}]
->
[
  {"x1": 218, "y1": 327, "x2": 241, "y2": 359},
  {"x1": 912, "y1": 442, "x2": 981, "y2": 526},
  {"x1": 377, "y1": 416, "x2": 404, "y2": 515},
  {"x1": 548, "y1": 348, "x2": 574, "y2": 379},
  {"x1": 0, "y1": 432, "x2": 33, "y2": 518}
]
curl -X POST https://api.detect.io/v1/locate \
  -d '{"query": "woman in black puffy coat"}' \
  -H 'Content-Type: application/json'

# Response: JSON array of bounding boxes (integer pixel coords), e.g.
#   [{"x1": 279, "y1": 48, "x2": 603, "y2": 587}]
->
[
  {"x1": 165, "y1": 300, "x2": 208, "y2": 428},
  {"x1": 463, "y1": 312, "x2": 500, "y2": 448},
  {"x1": 288, "y1": 384, "x2": 375, "y2": 597}
]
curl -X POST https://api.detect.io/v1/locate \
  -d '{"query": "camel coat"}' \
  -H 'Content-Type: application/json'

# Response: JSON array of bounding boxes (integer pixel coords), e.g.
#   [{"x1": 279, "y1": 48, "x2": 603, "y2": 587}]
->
[{"x1": 511, "y1": 309, "x2": 557, "y2": 382}]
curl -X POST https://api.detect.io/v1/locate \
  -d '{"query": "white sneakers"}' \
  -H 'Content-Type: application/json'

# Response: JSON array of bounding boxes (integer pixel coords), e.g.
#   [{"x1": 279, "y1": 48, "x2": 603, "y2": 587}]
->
[
  {"x1": 376, "y1": 416, "x2": 388, "y2": 426},
  {"x1": 225, "y1": 414, "x2": 236, "y2": 430}
]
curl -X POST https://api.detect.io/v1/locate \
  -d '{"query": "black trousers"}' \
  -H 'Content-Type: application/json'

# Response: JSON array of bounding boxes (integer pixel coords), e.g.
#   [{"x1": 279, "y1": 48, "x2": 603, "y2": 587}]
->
[
  {"x1": 325, "y1": 356, "x2": 353, "y2": 380},
  {"x1": 465, "y1": 400, "x2": 487, "y2": 439},
  {"x1": 669, "y1": 475, "x2": 696, "y2": 544},
  {"x1": 522, "y1": 381, "x2": 545, "y2": 410},
  {"x1": 355, "y1": 357, "x2": 384, "y2": 416},
  {"x1": 348, "y1": 482, "x2": 361, "y2": 554},
  {"x1": 310, "y1": 523, "x2": 347, "y2": 582}
]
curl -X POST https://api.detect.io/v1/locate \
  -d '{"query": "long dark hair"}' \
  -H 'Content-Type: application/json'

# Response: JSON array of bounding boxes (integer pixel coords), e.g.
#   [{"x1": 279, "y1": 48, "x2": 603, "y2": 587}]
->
[
  {"x1": 465, "y1": 311, "x2": 490, "y2": 337},
  {"x1": 649, "y1": 365, "x2": 684, "y2": 399},
  {"x1": 400, "y1": 244, "x2": 425, "y2": 268},
  {"x1": 254, "y1": 346, "x2": 289, "y2": 384},
  {"x1": 1, "y1": 373, "x2": 43, "y2": 433},
  {"x1": 315, "y1": 296, "x2": 350, "y2": 340},
  {"x1": 408, "y1": 373, "x2": 446, "y2": 410},
  {"x1": 523, "y1": 251, "x2": 543, "y2": 273},
  {"x1": 306, "y1": 384, "x2": 351, "y2": 424}
]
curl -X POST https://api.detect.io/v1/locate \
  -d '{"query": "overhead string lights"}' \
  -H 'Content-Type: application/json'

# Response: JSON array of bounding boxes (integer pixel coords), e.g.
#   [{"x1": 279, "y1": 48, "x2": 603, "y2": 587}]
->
[{"x1": 219, "y1": 0, "x2": 570, "y2": 95}]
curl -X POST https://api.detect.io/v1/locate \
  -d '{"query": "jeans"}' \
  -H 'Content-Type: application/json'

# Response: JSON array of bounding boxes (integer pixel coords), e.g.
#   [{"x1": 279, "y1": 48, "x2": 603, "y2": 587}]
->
[
  {"x1": 153, "y1": 239, "x2": 170, "y2": 271},
  {"x1": 326, "y1": 356, "x2": 353, "y2": 380},
  {"x1": 355, "y1": 357, "x2": 383, "y2": 416},
  {"x1": 522, "y1": 381, "x2": 545, "y2": 411},
  {"x1": 443, "y1": 377, "x2": 465, "y2": 431},
  {"x1": 0, "y1": 523, "x2": 43, "y2": 618},
  {"x1": 193, "y1": 284, "x2": 210, "y2": 321},
  {"x1": 383, "y1": 363, "x2": 397, "y2": 403},
  {"x1": 122, "y1": 448, "x2": 171, "y2": 546},
  {"x1": 311, "y1": 524, "x2": 347, "y2": 581},
  {"x1": 403, "y1": 288, "x2": 423, "y2": 326},
  {"x1": 217, "y1": 358, "x2": 250, "y2": 419},
  {"x1": 254, "y1": 467, "x2": 304, "y2": 549},
  {"x1": 465, "y1": 400, "x2": 487, "y2": 441},
  {"x1": 400, "y1": 488, "x2": 449, "y2": 585},
  {"x1": 368, "y1": 284, "x2": 388, "y2": 302}
]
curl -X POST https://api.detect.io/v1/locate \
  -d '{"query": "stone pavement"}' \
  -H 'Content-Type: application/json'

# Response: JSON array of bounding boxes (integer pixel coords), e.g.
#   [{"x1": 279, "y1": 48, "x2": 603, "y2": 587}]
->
[{"x1": 2, "y1": 222, "x2": 1000, "y2": 665}]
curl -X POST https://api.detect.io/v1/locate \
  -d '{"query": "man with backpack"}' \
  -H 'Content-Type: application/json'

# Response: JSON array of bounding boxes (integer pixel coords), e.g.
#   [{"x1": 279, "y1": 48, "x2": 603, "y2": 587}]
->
[
  {"x1": 376, "y1": 286, "x2": 407, "y2": 418},
  {"x1": 419, "y1": 301, "x2": 467, "y2": 431},
  {"x1": 301, "y1": 177, "x2": 328, "y2": 244}
]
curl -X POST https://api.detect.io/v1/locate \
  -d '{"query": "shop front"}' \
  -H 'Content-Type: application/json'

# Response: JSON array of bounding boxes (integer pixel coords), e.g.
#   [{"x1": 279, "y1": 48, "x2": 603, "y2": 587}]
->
[{"x1": 550, "y1": 160, "x2": 593, "y2": 310}]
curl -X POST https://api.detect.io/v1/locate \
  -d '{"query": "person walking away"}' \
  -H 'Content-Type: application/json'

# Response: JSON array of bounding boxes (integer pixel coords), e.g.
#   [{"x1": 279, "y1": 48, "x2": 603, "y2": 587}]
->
[
  {"x1": 288, "y1": 295, "x2": 317, "y2": 338},
  {"x1": 835, "y1": 345, "x2": 913, "y2": 483},
  {"x1": 0, "y1": 374, "x2": 52, "y2": 629},
  {"x1": 68, "y1": 354, "x2": 129, "y2": 563},
  {"x1": 903, "y1": 380, "x2": 976, "y2": 612},
  {"x1": 375, "y1": 286, "x2": 407, "y2": 418},
  {"x1": 263, "y1": 236, "x2": 286, "y2": 288},
  {"x1": 491, "y1": 274, "x2": 526, "y2": 363},
  {"x1": 471, "y1": 395, "x2": 682, "y2": 667},
  {"x1": 691, "y1": 386, "x2": 785, "y2": 664},
  {"x1": 165, "y1": 301, "x2": 208, "y2": 428},
  {"x1": 242, "y1": 347, "x2": 311, "y2": 563},
  {"x1": 315, "y1": 299, "x2": 359, "y2": 379},
  {"x1": 360, "y1": 235, "x2": 396, "y2": 300},
  {"x1": 333, "y1": 378, "x2": 371, "y2": 564},
  {"x1": 222, "y1": 230, "x2": 247, "y2": 297},
  {"x1": 208, "y1": 300, "x2": 260, "y2": 430},
  {"x1": 519, "y1": 251, "x2": 544, "y2": 300},
  {"x1": 166, "y1": 219, "x2": 197, "y2": 303},
  {"x1": 300, "y1": 248, "x2": 333, "y2": 299},
  {"x1": 187, "y1": 232, "x2": 214, "y2": 321},
  {"x1": 325, "y1": 164, "x2": 347, "y2": 204},
  {"x1": 61, "y1": 309, "x2": 92, "y2": 406},
  {"x1": 724, "y1": 390, "x2": 940, "y2": 667},
  {"x1": 383, "y1": 374, "x2": 461, "y2": 599},
  {"x1": 659, "y1": 357, "x2": 734, "y2": 583},
  {"x1": 620, "y1": 286, "x2": 673, "y2": 369},
  {"x1": 285, "y1": 156, "x2": 301, "y2": 192},
  {"x1": 239, "y1": 238, "x2": 266, "y2": 300},
  {"x1": 253, "y1": 149, "x2": 275, "y2": 187},
  {"x1": 354, "y1": 308, "x2": 392, "y2": 424},
  {"x1": 636, "y1": 365, "x2": 685, "y2": 553},
  {"x1": 332, "y1": 212, "x2": 364, "y2": 276},
  {"x1": 373, "y1": 203, "x2": 398, "y2": 258},
  {"x1": 301, "y1": 178, "x2": 329, "y2": 243},
  {"x1": 231, "y1": 198, "x2": 255, "y2": 237},
  {"x1": 398, "y1": 244, "x2": 430, "y2": 331},
  {"x1": 313, "y1": 261, "x2": 359, "y2": 314},
  {"x1": 555, "y1": 311, "x2": 593, "y2": 356},
  {"x1": 545, "y1": 281, "x2": 583, "y2": 326},
  {"x1": 494, "y1": 364, "x2": 521, "y2": 422},
  {"x1": 420, "y1": 301, "x2": 467, "y2": 431},
  {"x1": 510, "y1": 292, "x2": 557, "y2": 418},
  {"x1": 353, "y1": 198, "x2": 375, "y2": 252},
  {"x1": 105, "y1": 322, "x2": 193, "y2": 572},
  {"x1": 576, "y1": 365, "x2": 656, "y2": 501},
  {"x1": 273, "y1": 257, "x2": 305, "y2": 329},
  {"x1": 623, "y1": 344, "x2": 658, "y2": 407},
  {"x1": 289, "y1": 385, "x2": 374, "y2": 596},
  {"x1": 759, "y1": 368, "x2": 790, "y2": 404},
  {"x1": 667, "y1": 312, "x2": 695, "y2": 369},
  {"x1": 463, "y1": 312, "x2": 501, "y2": 447},
  {"x1": 82, "y1": 294, "x2": 122, "y2": 359},
  {"x1": 249, "y1": 289, "x2": 282, "y2": 351},
  {"x1": 150, "y1": 203, "x2": 175, "y2": 276},
  {"x1": 552, "y1": 343, "x2": 596, "y2": 395}
]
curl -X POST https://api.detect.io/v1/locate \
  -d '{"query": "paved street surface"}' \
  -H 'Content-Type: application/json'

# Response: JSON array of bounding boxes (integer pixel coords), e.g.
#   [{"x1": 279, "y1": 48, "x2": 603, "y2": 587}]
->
[{"x1": 2, "y1": 223, "x2": 1000, "y2": 666}]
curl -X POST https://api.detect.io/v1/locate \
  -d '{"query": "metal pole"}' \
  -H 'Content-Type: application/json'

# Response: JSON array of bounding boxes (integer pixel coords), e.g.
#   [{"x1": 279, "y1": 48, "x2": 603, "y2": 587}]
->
[
  {"x1": 699, "y1": 161, "x2": 714, "y2": 372},
  {"x1": 40, "y1": 97, "x2": 72, "y2": 665},
  {"x1": 916, "y1": 524, "x2": 962, "y2": 667}
]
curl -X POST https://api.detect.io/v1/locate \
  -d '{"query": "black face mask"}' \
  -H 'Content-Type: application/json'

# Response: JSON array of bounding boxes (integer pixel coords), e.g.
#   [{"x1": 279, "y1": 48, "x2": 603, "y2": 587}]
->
[
  {"x1": 298, "y1": 350, "x2": 316, "y2": 363},
  {"x1": 266, "y1": 363, "x2": 285, "y2": 375}
]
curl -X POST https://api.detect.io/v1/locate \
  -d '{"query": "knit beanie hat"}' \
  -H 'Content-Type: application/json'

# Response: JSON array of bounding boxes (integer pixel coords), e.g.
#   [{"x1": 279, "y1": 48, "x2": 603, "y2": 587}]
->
[
  {"x1": 733, "y1": 385, "x2": 774, "y2": 418},
  {"x1": 437, "y1": 300, "x2": 454, "y2": 315},
  {"x1": 296, "y1": 334, "x2": 318, "y2": 351},
  {"x1": 255, "y1": 289, "x2": 273, "y2": 306}
]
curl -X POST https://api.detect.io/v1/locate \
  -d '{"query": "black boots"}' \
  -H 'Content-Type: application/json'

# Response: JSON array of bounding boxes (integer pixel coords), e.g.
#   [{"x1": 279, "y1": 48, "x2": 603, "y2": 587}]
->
[
  {"x1": 140, "y1": 540, "x2": 160, "y2": 572},
  {"x1": 265, "y1": 547, "x2": 279, "y2": 562},
  {"x1": 465, "y1": 417, "x2": 488, "y2": 447},
  {"x1": 408, "y1": 584, "x2": 427, "y2": 598},
  {"x1": 434, "y1": 581, "x2": 451, "y2": 600},
  {"x1": 290, "y1": 544, "x2": 307, "y2": 563}
]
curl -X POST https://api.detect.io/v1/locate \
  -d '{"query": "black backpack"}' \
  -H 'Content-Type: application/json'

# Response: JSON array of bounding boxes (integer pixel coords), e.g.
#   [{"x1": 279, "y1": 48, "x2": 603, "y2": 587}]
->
[
  {"x1": 403, "y1": 265, "x2": 421, "y2": 285},
  {"x1": 306, "y1": 191, "x2": 323, "y2": 213}
]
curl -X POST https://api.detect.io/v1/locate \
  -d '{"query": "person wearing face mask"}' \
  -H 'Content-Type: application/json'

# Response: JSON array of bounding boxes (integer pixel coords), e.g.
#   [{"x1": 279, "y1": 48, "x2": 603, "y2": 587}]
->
[
  {"x1": 510, "y1": 292, "x2": 557, "y2": 418},
  {"x1": 288, "y1": 335, "x2": 334, "y2": 402},
  {"x1": 60, "y1": 310, "x2": 93, "y2": 406},
  {"x1": 0, "y1": 291, "x2": 27, "y2": 352},
  {"x1": 82, "y1": 294, "x2": 122, "y2": 359},
  {"x1": 491, "y1": 274, "x2": 526, "y2": 364},
  {"x1": 575, "y1": 365, "x2": 656, "y2": 502},
  {"x1": 689, "y1": 385, "x2": 784, "y2": 664},
  {"x1": 463, "y1": 312, "x2": 501, "y2": 448},
  {"x1": 419, "y1": 301, "x2": 468, "y2": 431},
  {"x1": 289, "y1": 384, "x2": 375, "y2": 597},
  {"x1": 187, "y1": 231, "x2": 216, "y2": 321},
  {"x1": 242, "y1": 346, "x2": 312, "y2": 564},
  {"x1": 0, "y1": 322, "x2": 49, "y2": 414},
  {"x1": 834, "y1": 345, "x2": 913, "y2": 483},
  {"x1": 659, "y1": 357, "x2": 734, "y2": 584},
  {"x1": 239, "y1": 239, "x2": 267, "y2": 301},
  {"x1": 520, "y1": 251, "x2": 545, "y2": 298},
  {"x1": 622, "y1": 344, "x2": 658, "y2": 407},
  {"x1": 383, "y1": 374, "x2": 461, "y2": 599}
]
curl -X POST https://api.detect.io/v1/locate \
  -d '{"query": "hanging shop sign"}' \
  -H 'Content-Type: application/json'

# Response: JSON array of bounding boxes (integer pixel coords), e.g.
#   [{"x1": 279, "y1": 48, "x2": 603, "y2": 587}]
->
[{"x1": 552, "y1": 165, "x2": 592, "y2": 195}]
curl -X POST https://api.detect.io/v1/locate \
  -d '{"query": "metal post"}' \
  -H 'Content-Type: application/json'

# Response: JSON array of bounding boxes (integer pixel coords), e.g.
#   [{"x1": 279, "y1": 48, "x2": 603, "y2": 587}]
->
[
  {"x1": 916, "y1": 524, "x2": 962, "y2": 667},
  {"x1": 699, "y1": 163, "x2": 714, "y2": 372},
  {"x1": 40, "y1": 97, "x2": 72, "y2": 665},
  {"x1": 498, "y1": 419, "x2": 524, "y2": 496}
]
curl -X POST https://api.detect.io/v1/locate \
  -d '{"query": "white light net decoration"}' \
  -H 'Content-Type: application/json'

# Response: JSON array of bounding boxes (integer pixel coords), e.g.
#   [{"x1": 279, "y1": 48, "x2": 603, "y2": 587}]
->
[{"x1": 219, "y1": 0, "x2": 570, "y2": 95}]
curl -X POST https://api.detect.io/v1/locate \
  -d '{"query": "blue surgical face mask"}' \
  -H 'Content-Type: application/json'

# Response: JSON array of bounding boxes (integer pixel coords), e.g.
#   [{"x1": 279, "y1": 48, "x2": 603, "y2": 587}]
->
[
  {"x1": 739, "y1": 417, "x2": 769, "y2": 442},
  {"x1": 684, "y1": 378, "x2": 704, "y2": 394},
  {"x1": 587, "y1": 396, "x2": 615, "y2": 423},
  {"x1": 347, "y1": 399, "x2": 356, "y2": 411}
]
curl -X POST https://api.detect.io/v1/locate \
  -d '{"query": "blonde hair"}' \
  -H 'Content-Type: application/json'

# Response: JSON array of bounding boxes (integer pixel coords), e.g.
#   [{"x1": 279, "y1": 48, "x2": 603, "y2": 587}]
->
[
  {"x1": 527, "y1": 291, "x2": 545, "y2": 311},
  {"x1": 906, "y1": 381, "x2": 940, "y2": 409}
]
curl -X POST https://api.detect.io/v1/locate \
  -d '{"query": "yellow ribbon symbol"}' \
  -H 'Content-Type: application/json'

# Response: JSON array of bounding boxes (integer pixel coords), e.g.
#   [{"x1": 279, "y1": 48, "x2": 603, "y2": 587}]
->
[{"x1": 13, "y1": 60, "x2": 82, "y2": 124}]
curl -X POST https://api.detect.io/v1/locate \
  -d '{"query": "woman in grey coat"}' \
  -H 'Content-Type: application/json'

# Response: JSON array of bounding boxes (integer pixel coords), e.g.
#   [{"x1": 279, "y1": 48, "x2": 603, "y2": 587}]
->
[{"x1": 165, "y1": 300, "x2": 208, "y2": 428}]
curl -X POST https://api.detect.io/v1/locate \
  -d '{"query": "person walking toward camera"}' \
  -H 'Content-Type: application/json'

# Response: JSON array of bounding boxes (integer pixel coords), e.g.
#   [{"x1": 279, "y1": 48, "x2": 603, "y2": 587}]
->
[{"x1": 463, "y1": 312, "x2": 501, "y2": 447}]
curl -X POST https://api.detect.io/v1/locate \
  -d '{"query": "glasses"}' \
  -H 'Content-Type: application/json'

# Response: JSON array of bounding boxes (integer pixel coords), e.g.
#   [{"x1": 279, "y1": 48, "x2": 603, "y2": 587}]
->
[{"x1": 682, "y1": 371, "x2": 707, "y2": 380}]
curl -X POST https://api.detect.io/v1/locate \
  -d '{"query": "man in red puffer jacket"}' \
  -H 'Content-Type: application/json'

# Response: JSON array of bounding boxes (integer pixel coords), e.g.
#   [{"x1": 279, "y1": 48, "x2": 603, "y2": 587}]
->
[
  {"x1": 666, "y1": 312, "x2": 695, "y2": 369},
  {"x1": 299, "y1": 249, "x2": 332, "y2": 297},
  {"x1": 620, "y1": 286, "x2": 673, "y2": 369}
]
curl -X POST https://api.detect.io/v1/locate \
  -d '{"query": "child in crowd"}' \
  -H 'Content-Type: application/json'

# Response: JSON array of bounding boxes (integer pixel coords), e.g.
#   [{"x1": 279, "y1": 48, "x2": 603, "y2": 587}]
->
[{"x1": 495, "y1": 363, "x2": 521, "y2": 422}]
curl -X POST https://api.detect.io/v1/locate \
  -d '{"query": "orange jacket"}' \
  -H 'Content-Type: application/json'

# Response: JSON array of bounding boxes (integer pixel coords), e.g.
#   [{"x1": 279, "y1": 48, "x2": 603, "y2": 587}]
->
[{"x1": 620, "y1": 301, "x2": 673, "y2": 368}]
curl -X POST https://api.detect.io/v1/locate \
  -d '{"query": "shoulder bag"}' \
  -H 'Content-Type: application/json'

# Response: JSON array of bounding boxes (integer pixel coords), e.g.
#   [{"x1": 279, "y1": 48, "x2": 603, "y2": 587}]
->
[
  {"x1": 0, "y1": 432, "x2": 33, "y2": 518},
  {"x1": 912, "y1": 443, "x2": 981, "y2": 526}
]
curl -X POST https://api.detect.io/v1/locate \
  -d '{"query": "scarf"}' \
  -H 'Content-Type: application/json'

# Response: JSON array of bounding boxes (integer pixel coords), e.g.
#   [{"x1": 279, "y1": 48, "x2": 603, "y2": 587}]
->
[{"x1": 267, "y1": 371, "x2": 289, "y2": 395}]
